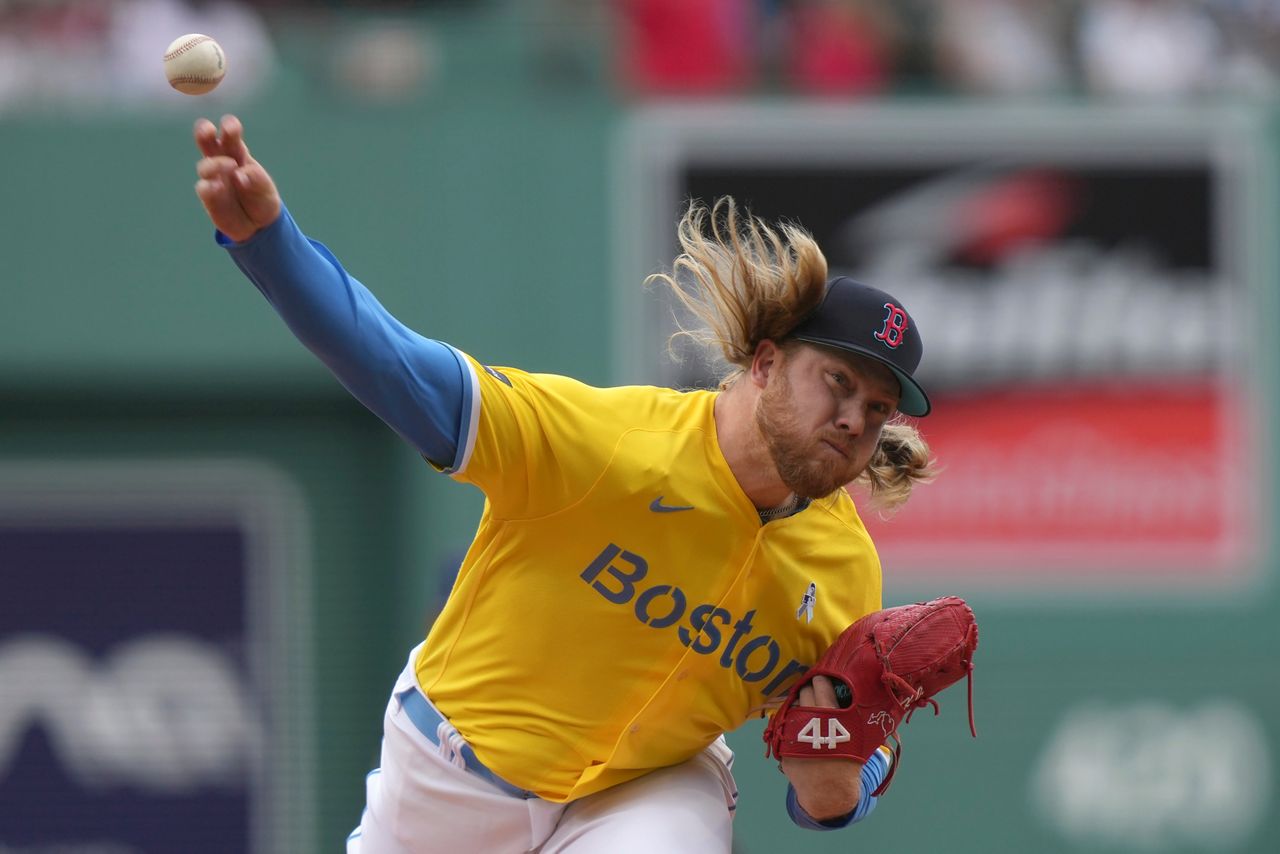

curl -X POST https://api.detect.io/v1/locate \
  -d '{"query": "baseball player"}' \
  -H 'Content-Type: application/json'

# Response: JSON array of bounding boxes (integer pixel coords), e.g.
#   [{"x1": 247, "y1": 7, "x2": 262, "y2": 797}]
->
[{"x1": 192, "y1": 114, "x2": 936, "y2": 853}]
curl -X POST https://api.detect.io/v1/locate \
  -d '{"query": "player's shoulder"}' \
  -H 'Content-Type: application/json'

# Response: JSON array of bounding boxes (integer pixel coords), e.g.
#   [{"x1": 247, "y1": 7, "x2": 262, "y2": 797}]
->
[
  {"x1": 546, "y1": 377, "x2": 715, "y2": 430},
  {"x1": 463, "y1": 352, "x2": 713, "y2": 424},
  {"x1": 810, "y1": 487, "x2": 876, "y2": 541}
]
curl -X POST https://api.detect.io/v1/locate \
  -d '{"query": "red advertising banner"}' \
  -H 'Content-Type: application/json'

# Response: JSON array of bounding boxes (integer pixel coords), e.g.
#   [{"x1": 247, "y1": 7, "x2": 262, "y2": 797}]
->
[{"x1": 858, "y1": 382, "x2": 1261, "y2": 584}]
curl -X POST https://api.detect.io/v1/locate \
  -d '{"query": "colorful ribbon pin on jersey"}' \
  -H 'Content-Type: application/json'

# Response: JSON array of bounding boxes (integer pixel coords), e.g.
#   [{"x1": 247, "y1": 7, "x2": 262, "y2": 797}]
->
[{"x1": 796, "y1": 582, "x2": 817, "y2": 623}]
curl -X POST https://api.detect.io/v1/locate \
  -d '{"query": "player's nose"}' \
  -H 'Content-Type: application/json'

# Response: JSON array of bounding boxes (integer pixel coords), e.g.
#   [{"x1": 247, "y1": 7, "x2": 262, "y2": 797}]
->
[{"x1": 834, "y1": 401, "x2": 866, "y2": 437}]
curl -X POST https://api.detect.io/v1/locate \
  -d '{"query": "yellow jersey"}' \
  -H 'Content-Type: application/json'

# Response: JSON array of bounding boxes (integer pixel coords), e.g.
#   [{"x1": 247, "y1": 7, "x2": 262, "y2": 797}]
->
[{"x1": 416, "y1": 353, "x2": 883, "y2": 802}]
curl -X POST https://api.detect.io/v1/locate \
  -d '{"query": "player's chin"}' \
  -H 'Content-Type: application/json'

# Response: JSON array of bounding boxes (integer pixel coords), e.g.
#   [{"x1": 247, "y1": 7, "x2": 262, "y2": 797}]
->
[
  {"x1": 787, "y1": 465, "x2": 857, "y2": 501},
  {"x1": 821, "y1": 448, "x2": 866, "y2": 481}
]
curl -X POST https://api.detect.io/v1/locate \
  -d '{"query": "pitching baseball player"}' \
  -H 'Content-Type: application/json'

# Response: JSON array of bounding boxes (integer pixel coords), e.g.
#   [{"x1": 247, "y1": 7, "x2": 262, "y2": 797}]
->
[{"x1": 192, "y1": 114, "x2": 940, "y2": 853}]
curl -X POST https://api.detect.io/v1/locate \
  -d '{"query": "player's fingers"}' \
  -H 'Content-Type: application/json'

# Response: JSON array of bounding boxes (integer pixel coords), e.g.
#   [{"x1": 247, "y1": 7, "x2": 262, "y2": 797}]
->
[
  {"x1": 195, "y1": 178, "x2": 250, "y2": 232},
  {"x1": 809, "y1": 675, "x2": 839, "y2": 708},
  {"x1": 194, "y1": 118, "x2": 221, "y2": 157},
  {"x1": 219, "y1": 114, "x2": 251, "y2": 165},
  {"x1": 195, "y1": 176, "x2": 227, "y2": 213},
  {"x1": 233, "y1": 162, "x2": 282, "y2": 227},
  {"x1": 798, "y1": 684, "x2": 816, "y2": 707},
  {"x1": 195, "y1": 175, "x2": 232, "y2": 210},
  {"x1": 195, "y1": 155, "x2": 238, "y2": 180},
  {"x1": 235, "y1": 161, "x2": 273, "y2": 193}
]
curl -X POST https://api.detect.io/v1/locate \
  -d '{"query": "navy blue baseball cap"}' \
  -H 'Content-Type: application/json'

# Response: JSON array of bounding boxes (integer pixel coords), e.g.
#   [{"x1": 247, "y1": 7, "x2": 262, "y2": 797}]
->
[{"x1": 787, "y1": 277, "x2": 931, "y2": 417}]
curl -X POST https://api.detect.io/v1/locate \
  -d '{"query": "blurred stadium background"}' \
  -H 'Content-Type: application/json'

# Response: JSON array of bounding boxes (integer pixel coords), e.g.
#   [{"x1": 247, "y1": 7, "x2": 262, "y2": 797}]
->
[{"x1": 1, "y1": 0, "x2": 1278, "y2": 851}]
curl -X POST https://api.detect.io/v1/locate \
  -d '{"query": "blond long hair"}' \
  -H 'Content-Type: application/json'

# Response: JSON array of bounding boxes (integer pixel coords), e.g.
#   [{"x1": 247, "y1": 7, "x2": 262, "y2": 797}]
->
[
  {"x1": 648, "y1": 197, "x2": 935, "y2": 511},
  {"x1": 651, "y1": 197, "x2": 828, "y2": 383}
]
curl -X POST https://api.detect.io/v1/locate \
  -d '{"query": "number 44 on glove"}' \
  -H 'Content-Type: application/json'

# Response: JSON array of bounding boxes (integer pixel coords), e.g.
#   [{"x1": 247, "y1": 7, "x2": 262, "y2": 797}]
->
[{"x1": 763, "y1": 596, "x2": 979, "y2": 796}]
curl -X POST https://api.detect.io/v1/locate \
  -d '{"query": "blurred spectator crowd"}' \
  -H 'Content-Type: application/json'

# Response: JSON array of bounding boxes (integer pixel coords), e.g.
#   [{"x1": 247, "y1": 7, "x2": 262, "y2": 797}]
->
[
  {"x1": 615, "y1": 0, "x2": 1280, "y2": 100},
  {"x1": 0, "y1": 0, "x2": 277, "y2": 111},
  {"x1": 2, "y1": 0, "x2": 1279, "y2": 114}
]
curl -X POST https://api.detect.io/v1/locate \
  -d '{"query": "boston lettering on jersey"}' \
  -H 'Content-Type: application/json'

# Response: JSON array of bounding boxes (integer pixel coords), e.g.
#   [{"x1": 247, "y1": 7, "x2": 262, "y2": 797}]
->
[{"x1": 580, "y1": 543, "x2": 810, "y2": 698}]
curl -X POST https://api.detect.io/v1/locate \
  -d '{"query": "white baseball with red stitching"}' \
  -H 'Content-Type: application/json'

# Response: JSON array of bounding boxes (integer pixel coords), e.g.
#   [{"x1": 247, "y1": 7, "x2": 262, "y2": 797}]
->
[{"x1": 164, "y1": 34, "x2": 226, "y2": 96}]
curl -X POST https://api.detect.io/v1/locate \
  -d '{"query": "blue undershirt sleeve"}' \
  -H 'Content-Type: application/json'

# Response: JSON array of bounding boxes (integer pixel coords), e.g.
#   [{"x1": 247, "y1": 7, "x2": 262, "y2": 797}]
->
[
  {"x1": 217, "y1": 206, "x2": 466, "y2": 469},
  {"x1": 786, "y1": 748, "x2": 891, "y2": 830}
]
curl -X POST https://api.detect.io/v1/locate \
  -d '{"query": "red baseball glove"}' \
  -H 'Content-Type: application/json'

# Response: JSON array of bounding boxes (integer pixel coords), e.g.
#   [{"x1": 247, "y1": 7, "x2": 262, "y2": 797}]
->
[{"x1": 763, "y1": 596, "x2": 979, "y2": 796}]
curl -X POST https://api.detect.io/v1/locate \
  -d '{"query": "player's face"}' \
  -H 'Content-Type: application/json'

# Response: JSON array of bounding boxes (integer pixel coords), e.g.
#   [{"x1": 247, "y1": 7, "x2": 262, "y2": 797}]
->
[{"x1": 755, "y1": 345, "x2": 900, "y2": 499}]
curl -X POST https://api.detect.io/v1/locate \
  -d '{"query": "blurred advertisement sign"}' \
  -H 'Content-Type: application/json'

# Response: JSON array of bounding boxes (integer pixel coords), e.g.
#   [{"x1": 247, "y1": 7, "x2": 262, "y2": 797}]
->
[
  {"x1": 0, "y1": 462, "x2": 312, "y2": 854},
  {"x1": 1032, "y1": 699, "x2": 1272, "y2": 850},
  {"x1": 617, "y1": 104, "x2": 1272, "y2": 593}
]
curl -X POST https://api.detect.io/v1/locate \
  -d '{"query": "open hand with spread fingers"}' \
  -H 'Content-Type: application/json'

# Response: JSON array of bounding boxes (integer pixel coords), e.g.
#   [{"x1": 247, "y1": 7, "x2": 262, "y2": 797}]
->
[{"x1": 192, "y1": 114, "x2": 281, "y2": 243}]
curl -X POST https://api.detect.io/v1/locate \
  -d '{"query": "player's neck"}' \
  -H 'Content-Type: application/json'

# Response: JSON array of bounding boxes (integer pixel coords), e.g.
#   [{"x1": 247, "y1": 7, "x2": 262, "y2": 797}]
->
[{"x1": 713, "y1": 386, "x2": 794, "y2": 510}]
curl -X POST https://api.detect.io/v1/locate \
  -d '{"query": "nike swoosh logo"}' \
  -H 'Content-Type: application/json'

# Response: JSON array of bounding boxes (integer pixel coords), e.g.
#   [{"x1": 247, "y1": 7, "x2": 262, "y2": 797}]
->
[{"x1": 649, "y1": 496, "x2": 695, "y2": 513}]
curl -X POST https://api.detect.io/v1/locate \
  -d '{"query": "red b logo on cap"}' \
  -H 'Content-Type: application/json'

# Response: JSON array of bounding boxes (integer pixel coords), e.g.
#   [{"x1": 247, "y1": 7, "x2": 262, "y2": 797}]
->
[{"x1": 875, "y1": 303, "x2": 909, "y2": 349}]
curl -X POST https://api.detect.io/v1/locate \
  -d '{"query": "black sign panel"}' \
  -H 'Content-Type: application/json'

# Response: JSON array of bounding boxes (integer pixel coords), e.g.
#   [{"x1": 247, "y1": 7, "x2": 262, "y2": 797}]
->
[{"x1": 0, "y1": 463, "x2": 307, "y2": 853}]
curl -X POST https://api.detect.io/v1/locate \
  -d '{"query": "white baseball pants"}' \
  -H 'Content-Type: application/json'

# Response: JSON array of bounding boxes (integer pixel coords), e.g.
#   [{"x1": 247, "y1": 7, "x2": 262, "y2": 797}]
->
[{"x1": 346, "y1": 645, "x2": 739, "y2": 853}]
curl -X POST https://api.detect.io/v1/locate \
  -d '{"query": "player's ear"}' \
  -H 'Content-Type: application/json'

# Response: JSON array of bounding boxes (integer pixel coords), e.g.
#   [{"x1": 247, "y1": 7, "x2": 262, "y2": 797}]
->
[{"x1": 750, "y1": 339, "x2": 784, "y2": 388}]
